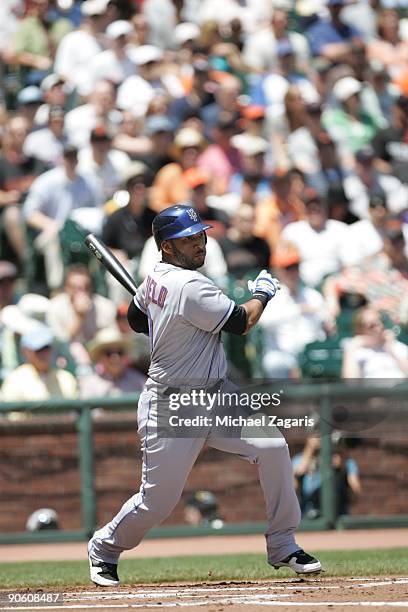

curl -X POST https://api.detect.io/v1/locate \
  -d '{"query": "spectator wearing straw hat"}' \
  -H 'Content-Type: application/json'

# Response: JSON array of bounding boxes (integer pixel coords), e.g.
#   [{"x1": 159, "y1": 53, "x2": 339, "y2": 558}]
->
[{"x1": 79, "y1": 328, "x2": 146, "y2": 399}]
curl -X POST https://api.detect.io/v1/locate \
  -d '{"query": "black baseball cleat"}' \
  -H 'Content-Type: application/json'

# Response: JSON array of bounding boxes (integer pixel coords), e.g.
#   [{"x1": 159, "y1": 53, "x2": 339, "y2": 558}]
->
[
  {"x1": 273, "y1": 549, "x2": 322, "y2": 575},
  {"x1": 89, "y1": 557, "x2": 120, "y2": 587}
]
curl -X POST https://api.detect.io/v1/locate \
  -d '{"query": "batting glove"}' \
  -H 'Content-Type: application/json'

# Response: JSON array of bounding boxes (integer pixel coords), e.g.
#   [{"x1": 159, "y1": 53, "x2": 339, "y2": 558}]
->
[{"x1": 248, "y1": 270, "x2": 281, "y2": 303}]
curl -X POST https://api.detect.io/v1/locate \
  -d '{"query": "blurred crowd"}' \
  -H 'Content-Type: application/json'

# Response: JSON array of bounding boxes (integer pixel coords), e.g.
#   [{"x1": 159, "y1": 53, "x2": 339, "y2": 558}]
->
[{"x1": 0, "y1": 0, "x2": 408, "y2": 408}]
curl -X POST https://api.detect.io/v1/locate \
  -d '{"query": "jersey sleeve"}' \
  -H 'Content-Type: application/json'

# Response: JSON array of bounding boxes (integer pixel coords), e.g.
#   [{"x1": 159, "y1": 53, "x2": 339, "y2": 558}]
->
[
  {"x1": 180, "y1": 277, "x2": 234, "y2": 334},
  {"x1": 134, "y1": 283, "x2": 147, "y2": 314}
]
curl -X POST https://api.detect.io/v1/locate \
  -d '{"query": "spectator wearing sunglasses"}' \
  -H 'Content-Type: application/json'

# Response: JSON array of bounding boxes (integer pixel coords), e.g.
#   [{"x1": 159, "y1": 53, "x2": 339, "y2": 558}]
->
[
  {"x1": 1, "y1": 324, "x2": 78, "y2": 413},
  {"x1": 79, "y1": 328, "x2": 146, "y2": 399}
]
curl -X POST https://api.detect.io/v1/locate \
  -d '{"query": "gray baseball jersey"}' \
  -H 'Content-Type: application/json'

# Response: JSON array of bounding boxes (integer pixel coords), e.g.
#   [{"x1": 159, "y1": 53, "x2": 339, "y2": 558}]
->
[{"x1": 134, "y1": 262, "x2": 234, "y2": 385}]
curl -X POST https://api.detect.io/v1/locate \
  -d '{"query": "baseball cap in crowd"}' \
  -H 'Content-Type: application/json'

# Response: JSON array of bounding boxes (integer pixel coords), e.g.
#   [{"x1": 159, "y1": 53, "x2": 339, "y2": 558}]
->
[
  {"x1": 129, "y1": 45, "x2": 163, "y2": 66},
  {"x1": 241, "y1": 105, "x2": 265, "y2": 121},
  {"x1": 326, "y1": 0, "x2": 346, "y2": 5},
  {"x1": 62, "y1": 143, "x2": 78, "y2": 158},
  {"x1": 174, "y1": 22, "x2": 200, "y2": 46},
  {"x1": 41, "y1": 74, "x2": 66, "y2": 92},
  {"x1": 146, "y1": 115, "x2": 174, "y2": 135},
  {"x1": 17, "y1": 86, "x2": 42, "y2": 106},
  {"x1": 106, "y1": 20, "x2": 133, "y2": 40},
  {"x1": 333, "y1": 77, "x2": 362, "y2": 102},
  {"x1": 355, "y1": 145, "x2": 375, "y2": 163},
  {"x1": 0, "y1": 260, "x2": 17, "y2": 282},
  {"x1": 174, "y1": 127, "x2": 204, "y2": 149},
  {"x1": 183, "y1": 167, "x2": 209, "y2": 189},
  {"x1": 21, "y1": 325, "x2": 54, "y2": 352},
  {"x1": 90, "y1": 125, "x2": 112, "y2": 142},
  {"x1": 276, "y1": 38, "x2": 293, "y2": 57},
  {"x1": 369, "y1": 193, "x2": 387, "y2": 208},
  {"x1": 81, "y1": 0, "x2": 109, "y2": 16},
  {"x1": 231, "y1": 133, "x2": 268, "y2": 157},
  {"x1": 272, "y1": 242, "x2": 301, "y2": 268}
]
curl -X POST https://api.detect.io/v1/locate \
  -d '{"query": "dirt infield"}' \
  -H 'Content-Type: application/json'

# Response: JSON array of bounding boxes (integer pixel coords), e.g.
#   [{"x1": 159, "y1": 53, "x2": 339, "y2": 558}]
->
[
  {"x1": 2, "y1": 577, "x2": 408, "y2": 610},
  {"x1": 1, "y1": 529, "x2": 408, "y2": 563}
]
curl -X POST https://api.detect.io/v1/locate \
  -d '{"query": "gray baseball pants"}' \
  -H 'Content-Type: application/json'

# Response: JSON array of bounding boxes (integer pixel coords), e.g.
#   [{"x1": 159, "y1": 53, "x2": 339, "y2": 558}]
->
[{"x1": 89, "y1": 382, "x2": 301, "y2": 566}]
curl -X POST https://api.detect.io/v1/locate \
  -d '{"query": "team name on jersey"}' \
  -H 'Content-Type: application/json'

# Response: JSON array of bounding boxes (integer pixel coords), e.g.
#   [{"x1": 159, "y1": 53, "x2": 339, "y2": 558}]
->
[{"x1": 146, "y1": 275, "x2": 168, "y2": 308}]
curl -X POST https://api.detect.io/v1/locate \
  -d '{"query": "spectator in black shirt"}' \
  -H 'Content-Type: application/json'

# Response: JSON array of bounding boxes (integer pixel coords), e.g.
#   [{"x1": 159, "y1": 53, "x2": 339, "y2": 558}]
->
[
  {"x1": 102, "y1": 161, "x2": 155, "y2": 302},
  {"x1": 219, "y1": 203, "x2": 270, "y2": 279},
  {"x1": 373, "y1": 95, "x2": 408, "y2": 185}
]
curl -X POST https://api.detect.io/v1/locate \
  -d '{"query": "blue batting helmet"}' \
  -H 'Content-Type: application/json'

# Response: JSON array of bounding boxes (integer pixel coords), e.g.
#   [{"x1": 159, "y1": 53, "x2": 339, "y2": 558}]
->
[{"x1": 152, "y1": 204, "x2": 212, "y2": 250}]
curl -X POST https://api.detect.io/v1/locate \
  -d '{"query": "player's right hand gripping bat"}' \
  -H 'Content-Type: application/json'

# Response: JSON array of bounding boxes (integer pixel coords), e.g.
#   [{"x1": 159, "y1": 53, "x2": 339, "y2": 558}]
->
[{"x1": 84, "y1": 234, "x2": 138, "y2": 297}]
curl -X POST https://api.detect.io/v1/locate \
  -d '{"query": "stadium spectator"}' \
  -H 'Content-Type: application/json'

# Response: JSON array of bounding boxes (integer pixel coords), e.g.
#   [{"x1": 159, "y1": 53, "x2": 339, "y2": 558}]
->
[
  {"x1": 150, "y1": 127, "x2": 204, "y2": 212},
  {"x1": 47, "y1": 265, "x2": 116, "y2": 362},
  {"x1": 367, "y1": 9, "x2": 408, "y2": 81},
  {"x1": 102, "y1": 161, "x2": 155, "y2": 302},
  {"x1": 24, "y1": 144, "x2": 100, "y2": 289},
  {"x1": 219, "y1": 204, "x2": 270, "y2": 278},
  {"x1": 79, "y1": 328, "x2": 145, "y2": 399},
  {"x1": 260, "y1": 243, "x2": 329, "y2": 378},
  {"x1": 254, "y1": 169, "x2": 305, "y2": 258},
  {"x1": 305, "y1": 0, "x2": 364, "y2": 64},
  {"x1": 184, "y1": 490, "x2": 224, "y2": 529},
  {"x1": 229, "y1": 133, "x2": 271, "y2": 197},
  {"x1": 53, "y1": 0, "x2": 107, "y2": 93},
  {"x1": 35, "y1": 74, "x2": 69, "y2": 126},
  {"x1": 344, "y1": 145, "x2": 407, "y2": 219},
  {"x1": 243, "y1": 6, "x2": 309, "y2": 73},
  {"x1": 341, "y1": 306, "x2": 408, "y2": 378},
  {"x1": 323, "y1": 226, "x2": 408, "y2": 324},
  {"x1": 200, "y1": 75, "x2": 242, "y2": 138},
  {"x1": 0, "y1": 115, "x2": 46, "y2": 263},
  {"x1": 112, "y1": 111, "x2": 153, "y2": 159},
  {"x1": 322, "y1": 76, "x2": 381, "y2": 156},
  {"x1": 197, "y1": 113, "x2": 243, "y2": 195},
  {"x1": 117, "y1": 45, "x2": 172, "y2": 118},
  {"x1": 102, "y1": 161, "x2": 155, "y2": 260},
  {"x1": 293, "y1": 435, "x2": 362, "y2": 519},
  {"x1": 77, "y1": 125, "x2": 130, "y2": 203},
  {"x1": 327, "y1": 184, "x2": 358, "y2": 225},
  {"x1": 83, "y1": 20, "x2": 136, "y2": 94},
  {"x1": 373, "y1": 95, "x2": 408, "y2": 185},
  {"x1": 65, "y1": 80, "x2": 121, "y2": 149},
  {"x1": 1, "y1": 324, "x2": 78, "y2": 409},
  {"x1": 23, "y1": 105, "x2": 67, "y2": 169},
  {"x1": 8, "y1": 0, "x2": 71, "y2": 84}
]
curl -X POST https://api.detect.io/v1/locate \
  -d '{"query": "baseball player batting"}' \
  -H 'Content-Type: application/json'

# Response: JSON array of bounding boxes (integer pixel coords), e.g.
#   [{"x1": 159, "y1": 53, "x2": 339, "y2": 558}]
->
[{"x1": 88, "y1": 204, "x2": 322, "y2": 586}]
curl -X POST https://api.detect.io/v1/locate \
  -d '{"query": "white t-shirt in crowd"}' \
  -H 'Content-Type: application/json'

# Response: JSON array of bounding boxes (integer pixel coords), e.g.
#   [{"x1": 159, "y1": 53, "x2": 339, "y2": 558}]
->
[
  {"x1": 259, "y1": 284, "x2": 326, "y2": 356},
  {"x1": 77, "y1": 147, "x2": 130, "y2": 202},
  {"x1": 348, "y1": 341, "x2": 408, "y2": 379},
  {"x1": 281, "y1": 219, "x2": 349, "y2": 287},
  {"x1": 54, "y1": 30, "x2": 102, "y2": 91}
]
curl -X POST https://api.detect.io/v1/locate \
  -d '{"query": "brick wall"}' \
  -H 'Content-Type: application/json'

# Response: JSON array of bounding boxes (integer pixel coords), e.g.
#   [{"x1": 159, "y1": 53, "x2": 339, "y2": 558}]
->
[{"x1": 0, "y1": 414, "x2": 407, "y2": 533}]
